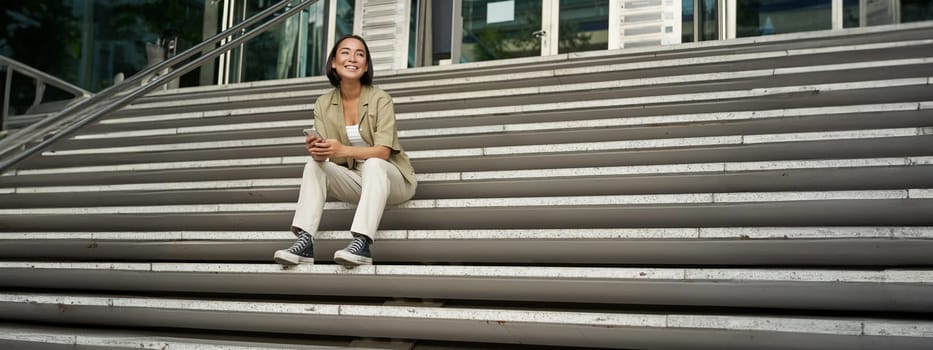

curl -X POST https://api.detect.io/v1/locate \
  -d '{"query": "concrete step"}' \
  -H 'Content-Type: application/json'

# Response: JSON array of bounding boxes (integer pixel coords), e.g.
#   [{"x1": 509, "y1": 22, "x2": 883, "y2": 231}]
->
[
  {"x1": 3, "y1": 158, "x2": 933, "y2": 207},
  {"x1": 54, "y1": 101, "x2": 933, "y2": 154},
  {"x1": 2, "y1": 227, "x2": 931, "y2": 265},
  {"x1": 78, "y1": 85, "x2": 933, "y2": 143},
  {"x1": 14, "y1": 126, "x2": 933, "y2": 172},
  {"x1": 34, "y1": 130, "x2": 933, "y2": 168},
  {"x1": 111, "y1": 49, "x2": 933, "y2": 116},
  {"x1": 1, "y1": 262, "x2": 932, "y2": 312},
  {"x1": 0, "y1": 323, "x2": 382, "y2": 350},
  {"x1": 0, "y1": 226, "x2": 933, "y2": 267},
  {"x1": 1, "y1": 292, "x2": 931, "y2": 350},
  {"x1": 28, "y1": 88, "x2": 928, "y2": 170},
  {"x1": 91, "y1": 69, "x2": 933, "y2": 134},
  {"x1": 6, "y1": 135, "x2": 933, "y2": 189},
  {"x1": 66, "y1": 100, "x2": 933, "y2": 140},
  {"x1": 1, "y1": 189, "x2": 932, "y2": 231},
  {"x1": 120, "y1": 24, "x2": 933, "y2": 110}
]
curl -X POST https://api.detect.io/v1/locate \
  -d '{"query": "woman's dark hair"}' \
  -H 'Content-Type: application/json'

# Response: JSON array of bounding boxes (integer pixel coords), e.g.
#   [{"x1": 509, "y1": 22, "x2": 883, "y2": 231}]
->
[{"x1": 325, "y1": 34, "x2": 374, "y2": 87}]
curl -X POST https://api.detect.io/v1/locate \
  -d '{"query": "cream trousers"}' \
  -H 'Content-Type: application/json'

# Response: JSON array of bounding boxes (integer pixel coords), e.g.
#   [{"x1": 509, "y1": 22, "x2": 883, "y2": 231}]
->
[{"x1": 290, "y1": 159, "x2": 416, "y2": 241}]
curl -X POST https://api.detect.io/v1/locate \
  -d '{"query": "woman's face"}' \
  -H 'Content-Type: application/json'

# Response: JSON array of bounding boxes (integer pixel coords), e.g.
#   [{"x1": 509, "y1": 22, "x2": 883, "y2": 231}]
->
[{"x1": 331, "y1": 38, "x2": 368, "y2": 83}]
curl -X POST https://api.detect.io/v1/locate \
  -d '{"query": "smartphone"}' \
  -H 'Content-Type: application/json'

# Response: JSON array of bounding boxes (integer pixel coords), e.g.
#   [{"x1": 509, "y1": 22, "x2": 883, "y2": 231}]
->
[{"x1": 302, "y1": 128, "x2": 323, "y2": 139}]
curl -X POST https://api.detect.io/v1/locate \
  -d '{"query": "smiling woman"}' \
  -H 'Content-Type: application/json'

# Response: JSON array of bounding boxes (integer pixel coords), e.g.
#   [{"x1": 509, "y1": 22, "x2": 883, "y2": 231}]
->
[{"x1": 273, "y1": 35, "x2": 418, "y2": 268}]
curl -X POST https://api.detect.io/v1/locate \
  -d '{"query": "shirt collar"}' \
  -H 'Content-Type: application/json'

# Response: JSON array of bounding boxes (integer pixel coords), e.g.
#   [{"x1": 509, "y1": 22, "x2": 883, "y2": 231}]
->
[{"x1": 329, "y1": 85, "x2": 372, "y2": 106}]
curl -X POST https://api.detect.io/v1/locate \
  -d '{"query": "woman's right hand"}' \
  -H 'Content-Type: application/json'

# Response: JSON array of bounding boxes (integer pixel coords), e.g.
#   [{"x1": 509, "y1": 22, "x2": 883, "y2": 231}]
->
[{"x1": 306, "y1": 135, "x2": 327, "y2": 161}]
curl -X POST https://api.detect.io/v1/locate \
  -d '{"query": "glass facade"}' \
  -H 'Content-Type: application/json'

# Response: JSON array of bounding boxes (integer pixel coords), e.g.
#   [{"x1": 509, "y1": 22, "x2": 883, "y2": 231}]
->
[
  {"x1": 1, "y1": 0, "x2": 207, "y2": 93},
  {"x1": 902, "y1": 0, "x2": 933, "y2": 22},
  {"x1": 2, "y1": 0, "x2": 932, "y2": 104},
  {"x1": 460, "y1": 0, "x2": 543, "y2": 63},
  {"x1": 459, "y1": 0, "x2": 610, "y2": 62},
  {"x1": 220, "y1": 0, "x2": 328, "y2": 84},
  {"x1": 0, "y1": 0, "x2": 336, "y2": 93},
  {"x1": 409, "y1": 0, "x2": 420, "y2": 67},
  {"x1": 558, "y1": 0, "x2": 609, "y2": 54},
  {"x1": 334, "y1": 0, "x2": 355, "y2": 39},
  {"x1": 681, "y1": 0, "x2": 932, "y2": 42},
  {"x1": 844, "y1": 0, "x2": 861, "y2": 28},
  {"x1": 683, "y1": 0, "x2": 695, "y2": 42},
  {"x1": 228, "y1": 1, "x2": 324, "y2": 83},
  {"x1": 736, "y1": 0, "x2": 832, "y2": 37},
  {"x1": 680, "y1": 0, "x2": 745, "y2": 43}
]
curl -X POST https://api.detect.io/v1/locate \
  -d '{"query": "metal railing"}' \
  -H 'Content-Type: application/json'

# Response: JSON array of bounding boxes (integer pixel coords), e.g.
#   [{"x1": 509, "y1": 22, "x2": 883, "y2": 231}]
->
[
  {"x1": 0, "y1": 0, "x2": 318, "y2": 172},
  {"x1": 0, "y1": 55, "x2": 92, "y2": 132}
]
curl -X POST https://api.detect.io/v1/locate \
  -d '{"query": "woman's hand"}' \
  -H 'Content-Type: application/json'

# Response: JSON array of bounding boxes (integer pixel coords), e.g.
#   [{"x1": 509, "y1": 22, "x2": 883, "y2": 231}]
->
[
  {"x1": 306, "y1": 135, "x2": 329, "y2": 161},
  {"x1": 308, "y1": 138, "x2": 349, "y2": 160},
  {"x1": 308, "y1": 138, "x2": 390, "y2": 161}
]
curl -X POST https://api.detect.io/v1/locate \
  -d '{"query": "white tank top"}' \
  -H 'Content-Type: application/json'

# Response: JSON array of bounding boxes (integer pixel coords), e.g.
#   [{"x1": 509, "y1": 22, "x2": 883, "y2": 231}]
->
[{"x1": 345, "y1": 125, "x2": 369, "y2": 147}]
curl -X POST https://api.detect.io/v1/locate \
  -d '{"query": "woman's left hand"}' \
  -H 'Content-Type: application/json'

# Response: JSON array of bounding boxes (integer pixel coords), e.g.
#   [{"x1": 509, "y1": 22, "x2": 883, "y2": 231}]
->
[
  {"x1": 309, "y1": 139, "x2": 349, "y2": 159},
  {"x1": 311, "y1": 139, "x2": 391, "y2": 161}
]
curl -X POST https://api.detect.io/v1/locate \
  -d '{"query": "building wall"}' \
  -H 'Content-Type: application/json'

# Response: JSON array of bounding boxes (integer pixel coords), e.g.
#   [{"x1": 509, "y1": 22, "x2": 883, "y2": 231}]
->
[
  {"x1": 611, "y1": 0, "x2": 682, "y2": 49},
  {"x1": 354, "y1": 0, "x2": 411, "y2": 71},
  {"x1": 2, "y1": 0, "x2": 932, "y2": 105}
]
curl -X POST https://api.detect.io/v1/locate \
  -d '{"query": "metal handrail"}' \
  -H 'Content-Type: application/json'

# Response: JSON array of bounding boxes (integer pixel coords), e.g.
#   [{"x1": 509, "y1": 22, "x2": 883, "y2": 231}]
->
[
  {"x1": 0, "y1": 55, "x2": 91, "y2": 98},
  {"x1": 0, "y1": 0, "x2": 318, "y2": 172},
  {"x1": 0, "y1": 55, "x2": 92, "y2": 131},
  {"x1": 0, "y1": 0, "x2": 297, "y2": 155}
]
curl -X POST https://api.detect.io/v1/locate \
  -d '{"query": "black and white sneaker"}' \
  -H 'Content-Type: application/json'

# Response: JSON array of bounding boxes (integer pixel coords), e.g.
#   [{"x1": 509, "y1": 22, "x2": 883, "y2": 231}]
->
[
  {"x1": 333, "y1": 233, "x2": 373, "y2": 267},
  {"x1": 274, "y1": 231, "x2": 314, "y2": 265}
]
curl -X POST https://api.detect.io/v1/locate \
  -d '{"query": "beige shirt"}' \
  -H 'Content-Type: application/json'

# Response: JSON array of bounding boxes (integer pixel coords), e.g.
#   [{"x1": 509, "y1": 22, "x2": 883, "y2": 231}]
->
[{"x1": 312, "y1": 85, "x2": 417, "y2": 185}]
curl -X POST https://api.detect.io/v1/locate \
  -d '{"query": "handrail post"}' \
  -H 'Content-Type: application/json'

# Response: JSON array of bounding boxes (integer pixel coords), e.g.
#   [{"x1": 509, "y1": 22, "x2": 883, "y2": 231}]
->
[
  {"x1": 2, "y1": 66, "x2": 12, "y2": 132},
  {"x1": 33, "y1": 81, "x2": 47, "y2": 110}
]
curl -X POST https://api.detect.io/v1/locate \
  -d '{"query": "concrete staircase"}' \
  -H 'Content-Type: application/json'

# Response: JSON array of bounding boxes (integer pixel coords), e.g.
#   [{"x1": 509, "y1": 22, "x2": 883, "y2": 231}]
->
[{"x1": 1, "y1": 22, "x2": 933, "y2": 349}]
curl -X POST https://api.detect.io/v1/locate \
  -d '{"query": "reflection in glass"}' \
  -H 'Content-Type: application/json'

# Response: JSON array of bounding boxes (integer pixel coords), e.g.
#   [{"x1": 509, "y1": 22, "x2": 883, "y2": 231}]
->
[
  {"x1": 1, "y1": 1, "x2": 82, "y2": 113},
  {"x1": 409, "y1": 0, "x2": 420, "y2": 67},
  {"x1": 735, "y1": 0, "x2": 831, "y2": 37},
  {"x1": 843, "y1": 0, "x2": 860, "y2": 28},
  {"x1": 698, "y1": 0, "x2": 718, "y2": 41},
  {"x1": 682, "y1": 0, "x2": 717, "y2": 42},
  {"x1": 235, "y1": 0, "x2": 325, "y2": 83},
  {"x1": 558, "y1": 0, "x2": 609, "y2": 53},
  {"x1": 237, "y1": 2, "x2": 287, "y2": 82},
  {"x1": 305, "y1": 1, "x2": 326, "y2": 77},
  {"x1": 682, "y1": 0, "x2": 695, "y2": 42},
  {"x1": 90, "y1": 1, "x2": 207, "y2": 90},
  {"x1": 461, "y1": 0, "x2": 543, "y2": 63},
  {"x1": 1, "y1": 1, "x2": 207, "y2": 92},
  {"x1": 901, "y1": 0, "x2": 933, "y2": 23},
  {"x1": 335, "y1": 0, "x2": 355, "y2": 39}
]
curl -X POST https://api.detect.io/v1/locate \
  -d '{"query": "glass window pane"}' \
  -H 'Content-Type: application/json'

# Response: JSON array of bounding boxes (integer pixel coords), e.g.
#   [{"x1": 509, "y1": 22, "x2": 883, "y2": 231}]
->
[
  {"x1": 736, "y1": 0, "x2": 832, "y2": 38},
  {"x1": 0, "y1": 1, "x2": 82, "y2": 90},
  {"x1": 238, "y1": 1, "x2": 289, "y2": 82},
  {"x1": 682, "y1": 0, "x2": 695, "y2": 43},
  {"x1": 699, "y1": 0, "x2": 718, "y2": 41},
  {"x1": 409, "y1": 0, "x2": 419, "y2": 67},
  {"x1": 335, "y1": 0, "x2": 355, "y2": 39},
  {"x1": 96, "y1": 1, "x2": 208, "y2": 90},
  {"x1": 240, "y1": 0, "x2": 323, "y2": 83},
  {"x1": 461, "y1": 0, "x2": 542, "y2": 63},
  {"x1": 843, "y1": 0, "x2": 860, "y2": 28},
  {"x1": 558, "y1": 0, "x2": 609, "y2": 54},
  {"x1": 901, "y1": 0, "x2": 933, "y2": 23},
  {"x1": 304, "y1": 1, "x2": 326, "y2": 77},
  {"x1": 1, "y1": 1, "x2": 208, "y2": 92}
]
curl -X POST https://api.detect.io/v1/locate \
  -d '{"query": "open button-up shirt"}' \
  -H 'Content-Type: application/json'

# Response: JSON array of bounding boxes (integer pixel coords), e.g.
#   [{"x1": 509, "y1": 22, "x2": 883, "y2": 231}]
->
[{"x1": 312, "y1": 85, "x2": 417, "y2": 185}]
